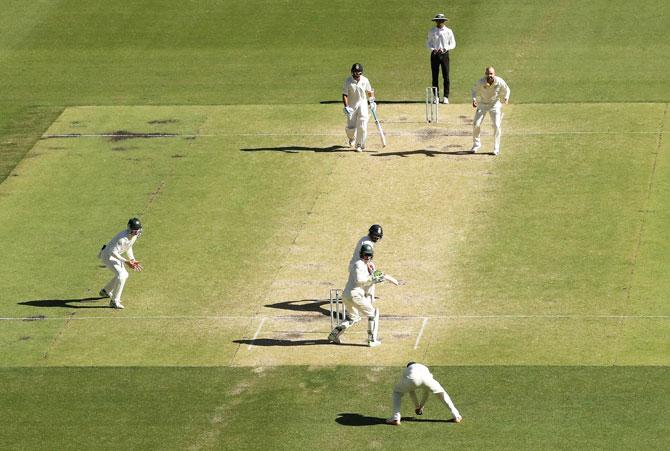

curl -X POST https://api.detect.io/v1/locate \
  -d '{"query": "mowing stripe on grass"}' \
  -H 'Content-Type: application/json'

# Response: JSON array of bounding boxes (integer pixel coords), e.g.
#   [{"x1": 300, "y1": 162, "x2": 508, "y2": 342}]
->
[
  {"x1": 1, "y1": 314, "x2": 667, "y2": 321},
  {"x1": 41, "y1": 130, "x2": 662, "y2": 139}
]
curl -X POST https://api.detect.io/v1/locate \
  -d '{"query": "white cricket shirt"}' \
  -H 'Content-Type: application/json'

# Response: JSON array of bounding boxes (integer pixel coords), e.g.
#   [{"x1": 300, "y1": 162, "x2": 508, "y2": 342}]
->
[
  {"x1": 471, "y1": 76, "x2": 510, "y2": 107},
  {"x1": 426, "y1": 26, "x2": 456, "y2": 52},
  {"x1": 342, "y1": 75, "x2": 373, "y2": 110}
]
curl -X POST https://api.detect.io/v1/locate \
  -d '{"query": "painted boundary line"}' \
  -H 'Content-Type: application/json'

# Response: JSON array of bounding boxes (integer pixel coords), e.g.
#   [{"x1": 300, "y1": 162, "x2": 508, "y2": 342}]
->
[{"x1": 2, "y1": 314, "x2": 668, "y2": 321}]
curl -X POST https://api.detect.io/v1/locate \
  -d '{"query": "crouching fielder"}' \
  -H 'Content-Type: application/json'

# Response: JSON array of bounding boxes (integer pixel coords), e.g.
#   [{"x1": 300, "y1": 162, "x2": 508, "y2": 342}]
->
[
  {"x1": 328, "y1": 243, "x2": 398, "y2": 347},
  {"x1": 386, "y1": 362, "x2": 462, "y2": 425},
  {"x1": 97, "y1": 217, "x2": 144, "y2": 309}
]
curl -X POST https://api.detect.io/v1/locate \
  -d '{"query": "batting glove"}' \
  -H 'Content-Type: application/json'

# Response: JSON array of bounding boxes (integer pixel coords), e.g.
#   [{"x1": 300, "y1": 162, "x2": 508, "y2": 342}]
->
[
  {"x1": 369, "y1": 100, "x2": 376, "y2": 112},
  {"x1": 372, "y1": 270, "x2": 385, "y2": 283},
  {"x1": 343, "y1": 106, "x2": 354, "y2": 119}
]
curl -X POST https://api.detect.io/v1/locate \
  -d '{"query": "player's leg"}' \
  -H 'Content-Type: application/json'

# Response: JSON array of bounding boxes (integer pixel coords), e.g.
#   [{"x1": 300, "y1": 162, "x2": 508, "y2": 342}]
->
[
  {"x1": 441, "y1": 53, "x2": 450, "y2": 103},
  {"x1": 471, "y1": 108, "x2": 486, "y2": 152},
  {"x1": 435, "y1": 391, "x2": 462, "y2": 421},
  {"x1": 490, "y1": 106, "x2": 503, "y2": 155},
  {"x1": 345, "y1": 112, "x2": 357, "y2": 148},
  {"x1": 328, "y1": 295, "x2": 360, "y2": 343},
  {"x1": 386, "y1": 391, "x2": 403, "y2": 425},
  {"x1": 430, "y1": 53, "x2": 440, "y2": 98},
  {"x1": 356, "y1": 113, "x2": 369, "y2": 151},
  {"x1": 370, "y1": 307, "x2": 380, "y2": 342},
  {"x1": 109, "y1": 262, "x2": 129, "y2": 309},
  {"x1": 424, "y1": 374, "x2": 462, "y2": 421}
]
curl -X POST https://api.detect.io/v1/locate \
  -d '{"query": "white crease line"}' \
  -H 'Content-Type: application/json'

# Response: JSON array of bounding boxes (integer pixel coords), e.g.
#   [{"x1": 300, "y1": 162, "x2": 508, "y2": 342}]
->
[
  {"x1": 414, "y1": 317, "x2": 429, "y2": 350},
  {"x1": 2, "y1": 314, "x2": 668, "y2": 321},
  {"x1": 247, "y1": 317, "x2": 266, "y2": 350}
]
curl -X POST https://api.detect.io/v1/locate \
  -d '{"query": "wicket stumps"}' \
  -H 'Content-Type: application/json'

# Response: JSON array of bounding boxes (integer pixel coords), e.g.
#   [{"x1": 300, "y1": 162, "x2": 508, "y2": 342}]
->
[
  {"x1": 425, "y1": 87, "x2": 439, "y2": 123},
  {"x1": 329, "y1": 288, "x2": 346, "y2": 329}
]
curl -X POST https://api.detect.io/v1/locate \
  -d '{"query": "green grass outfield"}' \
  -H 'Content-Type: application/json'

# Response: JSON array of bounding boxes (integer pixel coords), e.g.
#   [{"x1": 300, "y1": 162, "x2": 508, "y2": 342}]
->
[
  {"x1": 1, "y1": 0, "x2": 669, "y2": 449},
  {"x1": 1, "y1": 366, "x2": 667, "y2": 450}
]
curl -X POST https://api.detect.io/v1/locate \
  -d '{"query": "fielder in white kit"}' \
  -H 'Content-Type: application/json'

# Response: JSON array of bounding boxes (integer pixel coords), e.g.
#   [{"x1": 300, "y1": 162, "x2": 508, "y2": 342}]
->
[
  {"x1": 470, "y1": 66, "x2": 511, "y2": 155},
  {"x1": 342, "y1": 63, "x2": 376, "y2": 152},
  {"x1": 98, "y1": 218, "x2": 144, "y2": 309},
  {"x1": 386, "y1": 362, "x2": 462, "y2": 426}
]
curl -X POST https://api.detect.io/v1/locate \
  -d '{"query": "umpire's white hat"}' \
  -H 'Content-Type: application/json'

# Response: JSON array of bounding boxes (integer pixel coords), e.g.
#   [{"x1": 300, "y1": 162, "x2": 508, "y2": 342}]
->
[{"x1": 432, "y1": 13, "x2": 448, "y2": 22}]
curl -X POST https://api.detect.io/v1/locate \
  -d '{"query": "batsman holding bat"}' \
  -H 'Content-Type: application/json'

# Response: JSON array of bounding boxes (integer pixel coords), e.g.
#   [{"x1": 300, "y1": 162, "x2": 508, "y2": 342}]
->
[
  {"x1": 342, "y1": 63, "x2": 376, "y2": 152},
  {"x1": 328, "y1": 243, "x2": 399, "y2": 347},
  {"x1": 97, "y1": 217, "x2": 144, "y2": 309}
]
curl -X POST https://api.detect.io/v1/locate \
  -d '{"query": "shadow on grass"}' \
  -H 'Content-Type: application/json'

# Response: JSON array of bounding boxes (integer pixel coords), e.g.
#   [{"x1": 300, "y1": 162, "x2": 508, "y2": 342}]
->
[
  {"x1": 371, "y1": 148, "x2": 491, "y2": 157},
  {"x1": 320, "y1": 100, "x2": 423, "y2": 105},
  {"x1": 234, "y1": 338, "x2": 367, "y2": 347},
  {"x1": 18, "y1": 296, "x2": 108, "y2": 309},
  {"x1": 240, "y1": 145, "x2": 350, "y2": 154},
  {"x1": 265, "y1": 299, "x2": 330, "y2": 317},
  {"x1": 335, "y1": 413, "x2": 387, "y2": 426}
]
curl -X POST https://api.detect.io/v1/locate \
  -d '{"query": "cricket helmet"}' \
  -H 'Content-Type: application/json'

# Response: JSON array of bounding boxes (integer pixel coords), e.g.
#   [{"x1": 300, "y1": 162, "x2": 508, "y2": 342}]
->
[
  {"x1": 360, "y1": 243, "x2": 374, "y2": 258},
  {"x1": 127, "y1": 217, "x2": 142, "y2": 235},
  {"x1": 368, "y1": 224, "x2": 383, "y2": 242},
  {"x1": 351, "y1": 63, "x2": 364, "y2": 74}
]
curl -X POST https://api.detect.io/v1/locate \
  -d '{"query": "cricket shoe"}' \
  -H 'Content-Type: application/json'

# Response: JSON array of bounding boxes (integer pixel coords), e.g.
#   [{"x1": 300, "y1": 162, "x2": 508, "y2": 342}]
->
[
  {"x1": 327, "y1": 332, "x2": 341, "y2": 344},
  {"x1": 385, "y1": 418, "x2": 400, "y2": 426},
  {"x1": 442, "y1": 97, "x2": 449, "y2": 104},
  {"x1": 368, "y1": 339, "x2": 382, "y2": 348},
  {"x1": 347, "y1": 138, "x2": 355, "y2": 148},
  {"x1": 415, "y1": 406, "x2": 424, "y2": 415},
  {"x1": 355, "y1": 146, "x2": 364, "y2": 152},
  {"x1": 109, "y1": 300, "x2": 125, "y2": 309},
  {"x1": 99, "y1": 288, "x2": 110, "y2": 298},
  {"x1": 469, "y1": 145, "x2": 481, "y2": 154},
  {"x1": 453, "y1": 416, "x2": 463, "y2": 423},
  {"x1": 492, "y1": 149, "x2": 499, "y2": 156}
]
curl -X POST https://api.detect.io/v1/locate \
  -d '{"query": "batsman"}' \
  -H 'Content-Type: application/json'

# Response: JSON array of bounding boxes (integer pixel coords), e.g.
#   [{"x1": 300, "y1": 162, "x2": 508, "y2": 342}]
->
[{"x1": 328, "y1": 243, "x2": 399, "y2": 347}]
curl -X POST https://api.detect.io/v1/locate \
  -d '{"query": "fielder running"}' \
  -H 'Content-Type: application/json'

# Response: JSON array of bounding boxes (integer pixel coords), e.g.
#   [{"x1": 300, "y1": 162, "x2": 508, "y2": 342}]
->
[
  {"x1": 386, "y1": 362, "x2": 462, "y2": 425},
  {"x1": 328, "y1": 243, "x2": 398, "y2": 347},
  {"x1": 98, "y1": 218, "x2": 144, "y2": 309},
  {"x1": 470, "y1": 66, "x2": 511, "y2": 155},
  {"x1": 342, "y1": 63, "x2": 376, "y2": 152}
]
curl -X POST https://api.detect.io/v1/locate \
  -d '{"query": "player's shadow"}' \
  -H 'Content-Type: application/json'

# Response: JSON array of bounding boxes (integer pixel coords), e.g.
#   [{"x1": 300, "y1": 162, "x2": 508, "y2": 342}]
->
[
  {"x1": 404, "y1": 417, "x2": 454, "y2": 423},
  {"x1": 240, "y1": 145, "x2": 350, "y2": 154},
  {"x1": 235, "y1": 338, "x2": 341, "y2": 347},
  {"x1": 372, "y1": 148, "x2": 486, "y2": 157},
  {"x1": 319, "y1": 100, "x2": 423, "y2": 105},
  {"x1": 335, "y1": 413, "x2": 387, "y2": 426},
  {"x1": 264, "y1": 299, "x2": 330, "y2": 318},
  {"x1": 18, "y1": 296, "x2": 108, "y2": 309}
]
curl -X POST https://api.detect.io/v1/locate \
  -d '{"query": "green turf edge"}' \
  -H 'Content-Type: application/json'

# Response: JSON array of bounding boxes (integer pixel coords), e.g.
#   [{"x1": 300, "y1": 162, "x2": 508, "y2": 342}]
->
[
  {"x1": 0, "y1": 366, "x2": 667, "y2": 450},
  {"x1": 0, "y1": 106, "x2": 64, "y2": 183}
]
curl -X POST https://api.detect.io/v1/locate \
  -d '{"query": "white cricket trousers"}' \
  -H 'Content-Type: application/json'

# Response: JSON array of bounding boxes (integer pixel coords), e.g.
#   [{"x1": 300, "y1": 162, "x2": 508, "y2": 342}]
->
[
  {"x1": 345, "y1": 109, "x2": 369, "y2": 148},
  {"x1": 101, "y1": 256, "x2": 129, "y2": 304},
  {"x1": 390, "y1": 364, "x2": 460, "y2": 421},
  {"x1": 473, "y1": 103, "x2": 503, "y2": 152},
  {"x1": 331, "y1": 290, "x2": 379, "y2": 342}
]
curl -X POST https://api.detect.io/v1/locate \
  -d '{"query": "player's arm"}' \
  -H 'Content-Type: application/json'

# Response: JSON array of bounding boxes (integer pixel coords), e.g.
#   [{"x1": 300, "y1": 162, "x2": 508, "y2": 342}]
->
[
  {"x1": 502, "y1": 81, "x2": 510, "y2": 104},
  {"x1": 123, "y1": 239, "x2": 143, "y2": 271}
]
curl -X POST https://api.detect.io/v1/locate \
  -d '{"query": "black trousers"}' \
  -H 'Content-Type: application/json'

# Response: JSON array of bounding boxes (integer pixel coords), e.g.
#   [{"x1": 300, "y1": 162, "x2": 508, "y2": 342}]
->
[{"x1": 430, "y1": 51, "x2": 450, "y2": 98}]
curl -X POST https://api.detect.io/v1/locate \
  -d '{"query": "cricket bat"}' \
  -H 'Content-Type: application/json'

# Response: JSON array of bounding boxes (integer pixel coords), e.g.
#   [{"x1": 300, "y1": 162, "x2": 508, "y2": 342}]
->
[
  {"x1": 370, "y1": 107, "x2": 387, "y2": 148},
  {"x1": 383, "y1": 274, "x2": 400, "y2": 286}
]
